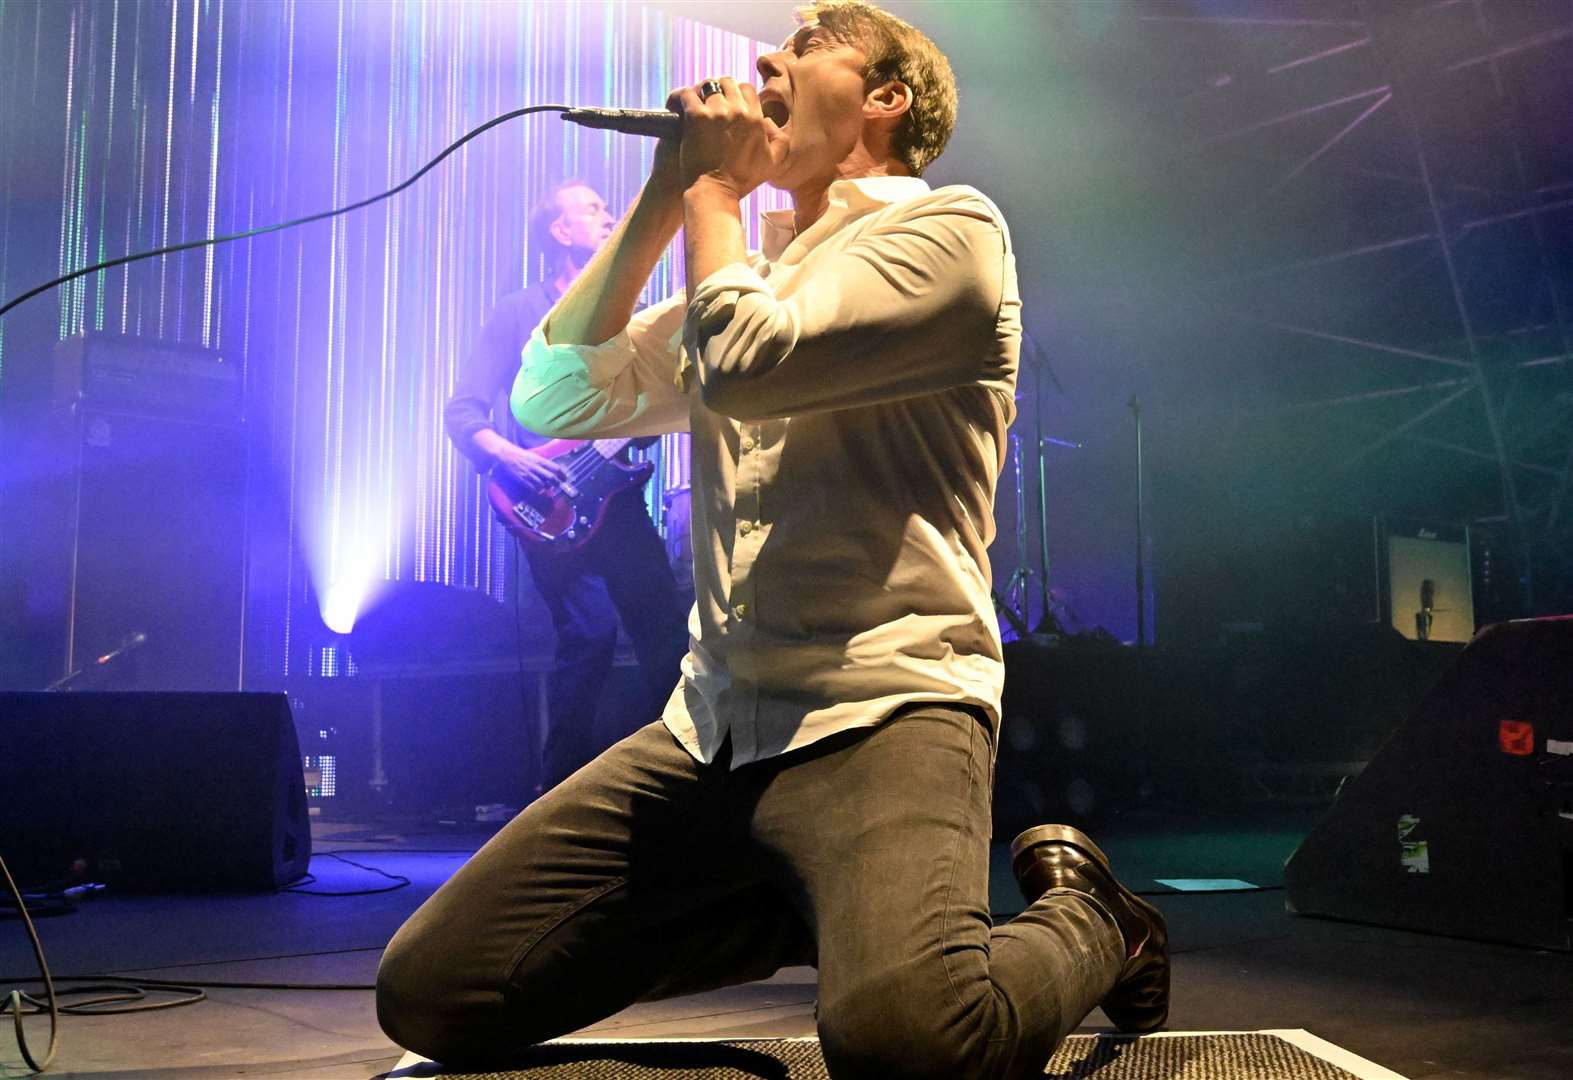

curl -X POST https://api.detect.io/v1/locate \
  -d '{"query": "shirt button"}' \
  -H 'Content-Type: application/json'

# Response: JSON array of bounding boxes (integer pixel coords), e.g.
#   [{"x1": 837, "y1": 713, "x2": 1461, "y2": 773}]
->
[
  {"x1": 739, "y1": 521, "x2": 754, "y2": 535},
  {"x1": 733, "y1": 603, "x2": 748, "y2": 619},
  {"x1": 742, "y1": 436, "x2": 756, "y2": 452}
]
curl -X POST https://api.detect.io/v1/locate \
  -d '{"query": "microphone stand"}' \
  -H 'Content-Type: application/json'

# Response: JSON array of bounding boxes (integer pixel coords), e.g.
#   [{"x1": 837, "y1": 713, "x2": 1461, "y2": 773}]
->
[
  {"x1": 1129, "y1": 395, "x2": 1147, "y2": 648},
  {"x1": 1035, "y1": 344, "x2": 1052, "y2": 628},
  {"x1": 1022, "y1": 331, "x2": 1071, "y2": 635},
  {"x1": 1124, "y1": 394, "x2": 1157, "y2": 807},
  {"x1": 46, "y1": 632, "x2": 147, "y2": 691}
]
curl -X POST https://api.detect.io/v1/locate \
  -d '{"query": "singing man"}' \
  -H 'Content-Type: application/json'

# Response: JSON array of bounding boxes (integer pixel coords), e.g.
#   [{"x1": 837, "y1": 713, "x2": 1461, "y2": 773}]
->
[{"x1": 380, "y1": 3, "x2": 1169, "y2": 1075}]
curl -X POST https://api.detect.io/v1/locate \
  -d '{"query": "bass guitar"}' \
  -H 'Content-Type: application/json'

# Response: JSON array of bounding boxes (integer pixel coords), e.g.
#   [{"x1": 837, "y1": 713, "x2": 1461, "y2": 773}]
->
[{"x1": 487, "y1": 436, "x2": 656, "y2": 552}]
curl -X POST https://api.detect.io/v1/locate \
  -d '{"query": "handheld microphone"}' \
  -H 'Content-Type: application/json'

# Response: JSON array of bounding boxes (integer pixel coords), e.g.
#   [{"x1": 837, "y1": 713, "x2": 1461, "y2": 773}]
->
[{"x1": 562, "y1": 107, "x2": 682, "y2": 139}]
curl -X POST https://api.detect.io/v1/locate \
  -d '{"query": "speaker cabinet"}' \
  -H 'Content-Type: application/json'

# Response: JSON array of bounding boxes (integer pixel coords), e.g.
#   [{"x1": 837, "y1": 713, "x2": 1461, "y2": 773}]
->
[
  {"x1": 1159, "y1": 512, "x2": 1483, "y2": 645},
  {"x1": 0, "y1": 692, "x2": 311, "y2": 891},
  {"x1": 1381, "y1": 518, "x2": 1473, "y2": 643},
  {"x1": 65, "y1": 408, "x2": 245, "y2": 690},
  {"x1": 1285, "y1": 617, "x2": 1573, "y2": 950}
]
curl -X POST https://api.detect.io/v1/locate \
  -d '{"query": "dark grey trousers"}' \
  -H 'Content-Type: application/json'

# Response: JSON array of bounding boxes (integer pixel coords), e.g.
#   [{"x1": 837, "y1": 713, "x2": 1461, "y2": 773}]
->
[{"x1": 375, "y1": 704, "x2": 1124, "y2": 1079}]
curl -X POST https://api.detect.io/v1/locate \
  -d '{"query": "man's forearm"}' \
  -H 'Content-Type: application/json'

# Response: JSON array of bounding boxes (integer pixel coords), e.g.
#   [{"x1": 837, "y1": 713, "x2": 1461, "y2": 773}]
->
[
  {"x1": 683, "y1": 178, "x2": 747, "y2": 299},
  {"x1": 469, "y1": 427, "x2": 515, "y2": 460},
  {"x1": 545, "y1": 176, "x2": 685, "y2": 348}
]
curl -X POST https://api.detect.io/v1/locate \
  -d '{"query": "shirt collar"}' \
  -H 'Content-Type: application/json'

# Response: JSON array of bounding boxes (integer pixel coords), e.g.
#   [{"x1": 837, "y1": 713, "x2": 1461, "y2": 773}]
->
[{"x1": 760, "y1": 175, "x2": 931, "y2": 263}]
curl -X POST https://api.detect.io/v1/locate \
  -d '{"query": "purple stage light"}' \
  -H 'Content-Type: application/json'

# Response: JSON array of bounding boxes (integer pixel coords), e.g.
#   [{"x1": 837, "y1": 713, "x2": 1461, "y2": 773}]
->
[
  {"x1": 3, "y1": 0, "x2": 791, "y2": 679},
  {"x1": 310, "y1": 532, "x2": 386, "y2": 638}
]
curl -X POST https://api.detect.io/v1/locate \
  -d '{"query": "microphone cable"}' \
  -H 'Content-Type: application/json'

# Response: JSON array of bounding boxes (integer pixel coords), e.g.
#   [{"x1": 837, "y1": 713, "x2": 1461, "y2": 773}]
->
[
  {"x1": 2, "y1": 851, "x2": 59, "y2": 1073},
  {"x1": 0, "y1": 103, "x2": 577, "y2": 322}
]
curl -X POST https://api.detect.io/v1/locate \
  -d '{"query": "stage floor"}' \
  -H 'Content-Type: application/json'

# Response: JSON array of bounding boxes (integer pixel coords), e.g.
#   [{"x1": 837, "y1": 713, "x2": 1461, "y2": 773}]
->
[{"x1": 2, "y1": 811, "x2": 1568, "y2": 1079}]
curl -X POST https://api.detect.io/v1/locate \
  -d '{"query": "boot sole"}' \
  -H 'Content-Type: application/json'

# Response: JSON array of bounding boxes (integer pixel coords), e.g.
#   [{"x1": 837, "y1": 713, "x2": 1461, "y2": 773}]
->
[{"x1": 1009, "y1": 823, "x2": 1170, "y2": 1033}]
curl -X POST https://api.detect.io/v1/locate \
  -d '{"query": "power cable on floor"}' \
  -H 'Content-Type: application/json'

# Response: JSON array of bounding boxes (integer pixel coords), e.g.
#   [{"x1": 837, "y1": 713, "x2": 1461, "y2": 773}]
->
[
  {"x1": 12, "y1": 974, "x2": 368, "y2": 993},
  {"x1": 280, "y1": 852, "x2": 410, "y2": 897},
  {"x1": 313, "y1": 847, "x2": 472, "y2": 855},
  {"x1": 0, "y1": 945, "x2": 393, "y2": 991},
  {"x1": 4, "y1": 981, "x2": 206, "y2": 1016}
]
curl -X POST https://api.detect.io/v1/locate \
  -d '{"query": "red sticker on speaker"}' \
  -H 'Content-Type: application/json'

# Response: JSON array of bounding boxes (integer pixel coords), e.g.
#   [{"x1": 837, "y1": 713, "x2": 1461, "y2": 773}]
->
[{"x1": 1498, "y1": 720, "x2": 1535, "y2": 756}]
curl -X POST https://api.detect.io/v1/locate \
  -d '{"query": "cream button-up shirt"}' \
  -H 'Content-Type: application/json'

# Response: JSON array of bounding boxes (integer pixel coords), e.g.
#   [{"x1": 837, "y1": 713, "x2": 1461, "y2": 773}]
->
[{"x1": 512, "y1": 176, "x2": 1021, "y2": 767}]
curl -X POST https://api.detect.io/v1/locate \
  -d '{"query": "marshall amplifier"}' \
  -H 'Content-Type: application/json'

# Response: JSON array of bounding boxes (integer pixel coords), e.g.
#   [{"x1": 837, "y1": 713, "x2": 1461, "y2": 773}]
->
[
  {"x1": 1380, "y1": 517, "x2": 1473, "y2": 643},
  {"x1": 55, "y1": 332, "x2": 241, "y2": 424}
]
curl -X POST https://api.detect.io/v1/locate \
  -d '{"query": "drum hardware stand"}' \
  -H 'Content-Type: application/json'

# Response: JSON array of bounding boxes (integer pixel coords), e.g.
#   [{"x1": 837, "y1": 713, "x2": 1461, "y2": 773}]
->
[
  {"x1": 1127, "y1": 392, "x2": 1157, "y2": 804},
  {"x1": 995, "y1": 332, "x2": 1078, "y2": 640},
  {"x1": 997, "y1": 429, "x2": 1041, "y2": 639},
  {"x1": 1128, "y1": 394, "x2": 1147, "y2": 648}
]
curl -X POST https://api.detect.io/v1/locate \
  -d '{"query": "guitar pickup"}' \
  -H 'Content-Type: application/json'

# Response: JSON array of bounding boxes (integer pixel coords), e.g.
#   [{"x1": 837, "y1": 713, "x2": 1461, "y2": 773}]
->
[{"x1": 512, "y1": 502, "x2": 547, "y2": 529}]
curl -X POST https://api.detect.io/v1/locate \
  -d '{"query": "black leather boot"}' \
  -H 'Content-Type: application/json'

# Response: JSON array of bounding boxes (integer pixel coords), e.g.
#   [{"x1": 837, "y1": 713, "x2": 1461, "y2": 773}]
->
[{"x1": 1009, "y1": 823, "x2": 1170, "y2": 1033}]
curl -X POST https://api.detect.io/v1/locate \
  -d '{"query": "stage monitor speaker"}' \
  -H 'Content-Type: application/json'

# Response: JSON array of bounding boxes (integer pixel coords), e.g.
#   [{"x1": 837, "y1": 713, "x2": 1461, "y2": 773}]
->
[
  {"x1": 1284, "y1": 616, "x2": 1573, "y2": 950},
  {"x1": 0, "y1": 692, "x2": 311, "y2": 891}
]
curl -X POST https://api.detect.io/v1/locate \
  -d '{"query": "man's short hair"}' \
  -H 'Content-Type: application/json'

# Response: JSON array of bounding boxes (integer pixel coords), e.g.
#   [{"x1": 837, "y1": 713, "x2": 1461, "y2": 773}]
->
[
  {"x1": 527, "y1": 178, "x2": 590, "y2": 283},
  {"x1": 796, "y1": 0, "x2": 958, "y2": 176}
]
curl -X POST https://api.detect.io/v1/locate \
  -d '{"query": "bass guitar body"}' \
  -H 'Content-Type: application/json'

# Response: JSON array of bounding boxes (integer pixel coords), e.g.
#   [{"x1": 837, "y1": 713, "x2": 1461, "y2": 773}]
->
[{"x1": 486, "y1": 437, "x2": 654, "y2": 553}]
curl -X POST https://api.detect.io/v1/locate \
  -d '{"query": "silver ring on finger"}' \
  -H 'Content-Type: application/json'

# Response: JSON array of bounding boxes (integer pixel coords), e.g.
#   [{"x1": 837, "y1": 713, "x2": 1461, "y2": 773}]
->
[{"x1": 698, "y1": 79, "x2": 723, "y2": 102}]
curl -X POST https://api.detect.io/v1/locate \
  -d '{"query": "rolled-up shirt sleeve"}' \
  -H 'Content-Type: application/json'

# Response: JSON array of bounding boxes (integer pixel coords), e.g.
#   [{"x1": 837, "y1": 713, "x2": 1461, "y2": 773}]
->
[
  {"x1": 684, "y1": 191, "x2": 1011, "y2": 421},
  {"x1": 510, "y1": 293, "x2": 692, "y2": 439}
]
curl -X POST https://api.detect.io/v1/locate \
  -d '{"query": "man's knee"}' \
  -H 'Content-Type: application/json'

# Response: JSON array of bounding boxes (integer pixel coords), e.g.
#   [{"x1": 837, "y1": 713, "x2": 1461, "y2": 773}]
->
[
  {"x1": 377, "y1": 921, "x2": 568, "y2": 1064},
  {"x1": 817, "y1": 992, "x2": 986, "y2": 1080},
  {"x1": 376, "y1": 923, "x2": 500, "y2": 1063},
  {"x1": 375, "y1": 930, "x2": 449, "y2": 1058}
]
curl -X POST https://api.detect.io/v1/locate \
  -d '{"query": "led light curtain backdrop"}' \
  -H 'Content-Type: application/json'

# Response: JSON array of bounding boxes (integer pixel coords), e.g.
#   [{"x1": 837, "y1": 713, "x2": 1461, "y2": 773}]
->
[{"x1": 0, "y1": 0, "x2": 789, "y2": 685}]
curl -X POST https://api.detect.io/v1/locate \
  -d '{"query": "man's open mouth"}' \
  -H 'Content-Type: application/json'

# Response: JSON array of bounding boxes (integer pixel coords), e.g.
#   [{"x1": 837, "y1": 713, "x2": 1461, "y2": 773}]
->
[{"x1": 761, "y1": 98, "x2": 791, "y2": 130}]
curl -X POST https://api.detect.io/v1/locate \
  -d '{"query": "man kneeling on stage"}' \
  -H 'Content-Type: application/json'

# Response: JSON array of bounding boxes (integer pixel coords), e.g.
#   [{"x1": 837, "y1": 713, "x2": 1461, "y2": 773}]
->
[{"x1": 376, "y1": 2, "x2": 1168, "y2": 1076}]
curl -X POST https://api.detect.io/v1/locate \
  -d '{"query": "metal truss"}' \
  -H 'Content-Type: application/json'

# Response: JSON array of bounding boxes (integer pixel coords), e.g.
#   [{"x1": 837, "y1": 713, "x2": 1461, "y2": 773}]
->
[{"x1": 1161, "y1": 0, "x2": 1573, "y2": 615}]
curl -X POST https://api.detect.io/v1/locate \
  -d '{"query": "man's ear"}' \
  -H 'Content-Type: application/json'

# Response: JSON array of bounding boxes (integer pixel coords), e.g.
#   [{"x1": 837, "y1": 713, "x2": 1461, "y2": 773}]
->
[
  {"x1": 547, "y1": 215, "x2": 571, "y2": 247},
  {"x1": 864, "y1": 79, "x2": 913, "y2": 124}
]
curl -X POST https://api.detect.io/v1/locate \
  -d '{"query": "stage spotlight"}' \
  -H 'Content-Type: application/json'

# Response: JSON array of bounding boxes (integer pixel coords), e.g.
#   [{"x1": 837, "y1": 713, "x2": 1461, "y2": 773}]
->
[
  {"x1": 319, "y1": 575, "x2": 370, "y2": 636},
  {"x1": 309, "y1": 535, "x2": 386, "y2": 637}
]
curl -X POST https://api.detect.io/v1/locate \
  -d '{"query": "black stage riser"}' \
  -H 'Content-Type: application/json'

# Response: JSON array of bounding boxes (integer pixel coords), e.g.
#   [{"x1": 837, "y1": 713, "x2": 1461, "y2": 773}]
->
[
  {"x1": 992, "y1": 627, "x2": 1461, "y2": 833},
  {"x1": 0, "y1": 692, "x2": 311, "y2": 891},
  {"x1": 1285, "y1": 616, "x2": 1573, "y2": 951}
]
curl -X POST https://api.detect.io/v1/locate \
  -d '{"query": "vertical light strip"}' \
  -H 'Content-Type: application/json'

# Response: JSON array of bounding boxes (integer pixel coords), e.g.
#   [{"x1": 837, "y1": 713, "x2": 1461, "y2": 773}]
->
[
  {"x1": 68, "y1": 2, "x2": 94, "y2": 338},
  {"x1": 378, "y1": 0, "x2": 400, "y2": 585},
  {"x1": 123, "y1": 6, "x2": 146, "y2": 336},
  {"x1": 156, "y1": 0, "x2": 178, "y2": 337},
  {"x1": 202, "y1": 0, "x2": 224, "y2": 347},
  {"x1": 93, "y1": 0, "x2": 121, "y2": 332},
  {"x1": 188, "y1": 0, "x2": 200, "y2": 104},
  {"x1": 324, "y1": 0, "x2": 349, "y2": 595},
  {"x1": 57, "y1": 5, "x2": 78, "y2": 339},
  {"x1": 277, "y1": 0, "x2": 302, "y2": 678},
  {"x1": 73, "y1": 108, "x2": 90, "y2": 335},
  {"x1": 0, "y1": 3, "x2": 9, "y2": 374}
]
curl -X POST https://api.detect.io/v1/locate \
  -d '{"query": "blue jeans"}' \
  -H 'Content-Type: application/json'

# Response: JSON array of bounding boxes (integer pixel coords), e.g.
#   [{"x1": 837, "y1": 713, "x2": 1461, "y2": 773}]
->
[{"x1": 377, "y1": 704, "x2": 1125, "y2": 1078}]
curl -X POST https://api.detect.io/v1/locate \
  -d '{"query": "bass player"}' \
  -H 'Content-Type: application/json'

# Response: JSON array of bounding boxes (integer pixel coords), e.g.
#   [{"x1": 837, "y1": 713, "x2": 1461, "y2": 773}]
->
[{"x1": 443, "y1": 179, "x2": 688, "y2": 793}]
